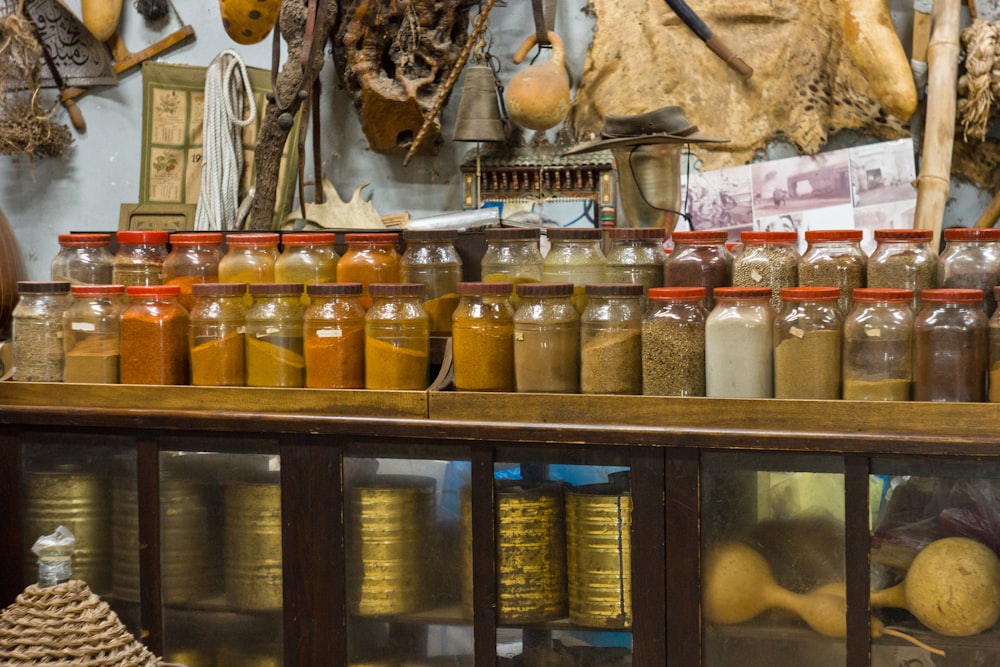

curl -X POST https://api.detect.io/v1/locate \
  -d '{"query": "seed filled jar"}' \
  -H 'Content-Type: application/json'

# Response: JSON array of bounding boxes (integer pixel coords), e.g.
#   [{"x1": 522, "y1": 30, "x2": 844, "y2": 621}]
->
[
  {"x1": 542, "y1": 227, "x2": 606, "y2": 313},
  {"x1": 218, "y1": 233, "x2": 280, "y2": 285},
  {"x1": 364, "y1": 282, "x2": 429, "y2": 390},
  {"x1": 120, "y1": 284, "x2": 189, "y2": 385},
  {"x1": 112, "y1": 230, "x2": 170, "y2": 287},
  {"x1": 705, "y1": 286, "x2": 774, "y2": 397},
  {"x1": 843, "y1": 288, "x2": 914, "y2": 401},
  {"x1": 245, "y1": 282, "x2": 306, "y2": 388},
  {"x1": 937, "y1": 227, "x2": 1000, "y2": 316},
  {"x1": 337, "y1": 233, "x2": 402, "y2": 310},
  {"x1": 481, "y1": 227, "x2": 545, "y2": 287},
  {"x1": 451, "y1": 281, "x2": 515, "y2": 392},
  {"x1": 773, "y1": 287, "x2": 842, "y2": 399},
  {"x1": 189, "y1": 282, "x2": 247, "y2": 387},
  {"x1": 867, "y1": 229, "x2": 937, "y2": 311},
  {"x1": 989, "y1": 287, "x2": 1000, "y2": 402},
  {"x1": 50, "y1": 233, "x2": 113, "y2": 285},
  {"x1": 580, "y1": 283, "x2": 644, "y2": 395},
  {"x1": 798, "y1": 229, "x2": 867, "y2": 316},
  {"x1": 163, "y1": 232, "x2": 224, "y2": 311},
  {"x1": 400, "y1": 229, "x2": 463, "y2": 336},
  {"x1": 642, "y1": 286, "x2": 707, "y2": 396},
  {"x1": 603, "y1": 227, "x2": 667, "y2": 296},
  {"x1": 13, "y1": 281, "x2": 71, "y2": 382},
  {"x1": 662, "y1": 230, "x2": 732, "y2": 310},
  {"x1": 274, "y1": 232, "x2": 339, "y2": 288},
  {"x1": 303, "y1": 282, "x2": 366, "y2": 389},
  {"x1": 513, "y1": 282, "x2": 579, "y2": 393},
  {"x1": 731, "y1": 231, "x2": 799, "y2": 312},
  {"x1": 913, "y1": 288, "x2": 988, "y2": 402},
  {"x1": 63, "y1": 284, "x2": 125, "y2": 384}
]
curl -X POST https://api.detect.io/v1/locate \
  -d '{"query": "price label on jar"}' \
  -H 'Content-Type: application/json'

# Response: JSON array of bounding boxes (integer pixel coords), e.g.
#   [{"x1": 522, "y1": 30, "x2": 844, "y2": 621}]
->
[
  {"x1": 865, "y1": 328, "x2": 883, "y2": 338},
  {"x1": 317, "y1": 328, "x2": 343, "y2": 338}
]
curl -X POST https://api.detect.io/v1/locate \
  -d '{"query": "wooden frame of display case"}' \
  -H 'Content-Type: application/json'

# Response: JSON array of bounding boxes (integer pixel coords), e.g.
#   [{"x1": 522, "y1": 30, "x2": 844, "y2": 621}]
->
[{"x1": 1, "y1": 384, "x2": 1000, "y2": 666}]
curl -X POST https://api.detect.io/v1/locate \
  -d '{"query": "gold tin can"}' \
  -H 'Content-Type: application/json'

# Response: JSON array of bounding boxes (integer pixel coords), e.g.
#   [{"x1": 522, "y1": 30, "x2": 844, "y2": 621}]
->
[
  {"x1": 459, "y1": 485, "x2": 473, "y2": 619},
  {"x1": 495, "y1": 480, "x2": 566, "y2": 624},
  {"x1": 24, "y1": 470, "x2": 111, "y2": 593},
  {"x1": 565, "y1": 482, "x2": 632, "y2": 628},
  {"x1": 224, "y1": 480, "x2": 283, "y2": 611},
  {"x1": 348, "y1": 475, "x2": 435, "y2": 617},
  {"x1": 217, "y1": 645, "x2": 281, "y2": 667},
  {"x1": 164, "y1": 647, "x2": 215, "y2": 667}
]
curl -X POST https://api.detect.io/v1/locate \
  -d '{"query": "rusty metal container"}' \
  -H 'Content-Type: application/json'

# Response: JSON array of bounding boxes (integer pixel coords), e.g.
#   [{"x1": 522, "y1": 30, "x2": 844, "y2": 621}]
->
[
  {"x1": 347, "y1": 475, "x2": 435, "y2": 617},
  {"x1": 224, "y1": 479, "x2": 283, "y2": 611},
  {"x1": 565, "y1": 482, "x2": 632, "y2": 628}
]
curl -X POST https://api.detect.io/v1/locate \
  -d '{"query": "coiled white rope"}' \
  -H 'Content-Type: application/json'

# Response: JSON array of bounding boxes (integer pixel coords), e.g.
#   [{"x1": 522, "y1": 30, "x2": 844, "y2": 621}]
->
[{"x1": 194, "y1": 49, "x2": 257, "y2": 230}]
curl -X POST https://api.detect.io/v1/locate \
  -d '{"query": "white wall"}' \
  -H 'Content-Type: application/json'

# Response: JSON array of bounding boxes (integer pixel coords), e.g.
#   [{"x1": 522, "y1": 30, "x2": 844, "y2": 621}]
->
[{"x1": 0, "y1": 0, "x2": 986, "y2": 279}]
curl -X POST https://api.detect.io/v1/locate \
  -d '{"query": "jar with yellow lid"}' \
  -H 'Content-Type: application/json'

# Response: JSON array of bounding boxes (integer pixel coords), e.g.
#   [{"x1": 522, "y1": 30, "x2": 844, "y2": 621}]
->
[
  {"x1": 337, "y1": 233, "x2": 402, "y2": 310},
  {"x1": 113, "y1": 230, "x2": 169, "y2": 287},
  {"x1": 451, "y1": 281, "x2": 514, "y2": 392},
  {"x1": 275, "y1": 232, "x2": 339, "y2": 290},
  {"x1": 245, "y1": 282, "x2": 305, "y2": 387},
  {"x1": 303, "y1": 282, "x2": 366, "y2": 389},
  {"x1": 189, "y1": 282, "x2": 247, "y2": 386},
  {"x1": 163, "y1": 232, "x2": 224, "y2": 311},
  {"x1": 400, "y1": 229, "x2": 463, "y2": 336},
  {"x1": 120, "y1": 284, "x2": 189, "y2": 385},
  {"x1": 63, "y1": 283, "x2": 124, "y2": 384},
  {"x1": 364, "y1": 282, "x2": 429, "y2": 390}
]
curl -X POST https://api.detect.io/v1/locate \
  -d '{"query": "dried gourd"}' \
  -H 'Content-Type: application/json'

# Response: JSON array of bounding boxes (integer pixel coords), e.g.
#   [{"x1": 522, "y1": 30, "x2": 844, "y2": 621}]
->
[
  {"x1": 81, "y1": 0, "x2": 123, "y2": 42},
  {"x1": 219, "y1": 0, "x2": 283, "y2": 45}
]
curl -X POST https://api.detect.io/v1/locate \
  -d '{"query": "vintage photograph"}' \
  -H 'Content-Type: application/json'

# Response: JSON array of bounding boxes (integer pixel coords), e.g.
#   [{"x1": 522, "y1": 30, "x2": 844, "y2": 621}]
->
[
  {"x1": 848, "y1": 138, "x2": 918, "y2": 208},
  {"x1": 750, "y1": 150, "x2": 853, "y2": 218},
  {"x1": 681, "y1": 165, "x2": 755, "y2": 236}
]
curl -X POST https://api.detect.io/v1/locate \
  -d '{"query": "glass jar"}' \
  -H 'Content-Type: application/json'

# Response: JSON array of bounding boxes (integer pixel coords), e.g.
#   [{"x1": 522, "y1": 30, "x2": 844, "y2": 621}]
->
[
  {"x1": 481, "y1": 227, "x2": 544, "y2": 287},
  {"x1": 989, "y1": 286, "x2": 1000, "y2": 403},
  {"x1": 580, "y1": 283, "x2": 644, "y2": 395},
  {"x1": 50, "y1": 233, "x2": 113, "y2": 285},
  {"x1": 603, "y1": 227, "x2": 667, "y2": 296},
  {"x1": 63, "y1": 284, "x2": 125, "y2": 384},
  {"x1": 303, "y1": 282, "x2": 366, "y2": 389},
  {"x1": 120, "y1": 284, "x2": 190, "y2": 385},
  {"x1": 112, "y1": 230, "x2": 170, "y2": 287},
  {"x1": 913, "y1": 288, "x2": 988, "y2": 402},
  {"x1": 662, "y1": 230, "x2": 732, "y2": 310},
  {"x1": 843, "y1": 288, "x2": 914, "y2": 401},
  {"x1": 705, "y1": 286, "x2": 774, "y2": 397},
  {"x1": 513, "y1": 282, "x2": 579, "y2": 393},
  {"x1": 163, "y1": 232, "x2": 224, "y2": 311},
  {"x1": 12, "y1": 281, "x2": 71, "y2": 382},
  {"x1": 773, "y1": 286, "x2": 842, "y2": 399},
  {"x1": 189, "y1": 281, "x2": 247, "y2": 387},
  {"x1": 451, "y1": 281, "x2": 515, "y2": 392},
  {"x1": 642, "y1": 286, "x2": 707, "y2": 396},
  {"x1": 541, "y1": 227, "x2": 606, "y2": 313},
  {"x1": 275, "y1": 232, "x2": 339, "y2": 289},
  {"x1": 867, "y1": 228, "x2": 937, "y2": 312},
  {"x1": 337, "y1": 233, "x2": 402, "y2": 310},
  {"x1": 245, "y1": 282, "x2": 306, "y2": 388},
  {"x1": 731, "y1": 231, "x2": 799, "y2": 312},
  {"x1": 400, "y1": 229, "x2": 463, "y2": 336},
  {"x1": 798, "y1": 229, "x2": 867, "y2": 316},
  {"x1": 937, "y1": 227, "x2": 1000, "y2": 316},
  {"x1": 364, "y1": 282, "x2": 429, "y2": 390},
  {"x1": 218, "y1": 232, "x2": 281, "y2": 286}
]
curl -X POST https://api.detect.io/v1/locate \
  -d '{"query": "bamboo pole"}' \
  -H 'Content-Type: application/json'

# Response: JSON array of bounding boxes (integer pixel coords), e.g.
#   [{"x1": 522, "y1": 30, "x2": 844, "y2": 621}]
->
[{"x1": 912, "y1": 0, "x2": 962, "y2": 249}]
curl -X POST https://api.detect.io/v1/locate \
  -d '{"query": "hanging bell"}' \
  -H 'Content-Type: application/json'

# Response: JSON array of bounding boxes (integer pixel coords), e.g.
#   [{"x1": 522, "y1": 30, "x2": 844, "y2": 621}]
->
[{"x1": 452, "y1": 66, "x2": 507, "y2": 143}]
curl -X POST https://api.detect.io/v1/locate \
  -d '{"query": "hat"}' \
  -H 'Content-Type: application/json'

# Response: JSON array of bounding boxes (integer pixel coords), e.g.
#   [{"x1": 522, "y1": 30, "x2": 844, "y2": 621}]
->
[{"x1": 563, "y1": 105, "x2": 728, "y2": 155}]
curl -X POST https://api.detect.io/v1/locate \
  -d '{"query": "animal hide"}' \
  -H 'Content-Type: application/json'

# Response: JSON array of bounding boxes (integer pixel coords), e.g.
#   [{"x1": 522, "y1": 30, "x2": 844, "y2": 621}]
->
[{"x1": 568, "y1": 0, "x2": 913, "y2": 169}]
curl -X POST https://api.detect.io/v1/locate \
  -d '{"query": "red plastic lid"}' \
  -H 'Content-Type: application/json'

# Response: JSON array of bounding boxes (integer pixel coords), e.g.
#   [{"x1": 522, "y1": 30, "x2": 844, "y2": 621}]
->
[
  {"x1": 225, "y1": 233, "x2": 280, "y2": 246},
  {"x1": 740, "y1": 231, "x2": 798, "y2": 244},
  {"x1": 804, "y1": 229, "x2": 863, "y2": 242},
  {"x1": 605, "y1": 227, "x2": 665, "y2": 240},
  {"x1": 282, "y1": 232, "x2": 337, "y2": 246},
  {"x1": 125, "y1": 284, "x2": 181, "y2": 297},
  {"x1": 456, "y1": 281, "x2": 513, "y2": 296},
  {"x1": 306, "y1": 282, "x2": 363, "y2": 296},
  {"x1": 169, "y1": 233, "x2": 223, "y2": 245},
  {"x1": 670, "y1": 230, "x2": 728, "y2": 244},
  {"x1": 248, "y1": 282, "x2": 304, "y2": 296},
  {"x1": 943, "y1": 227, "x2": 1000, "y2": 241},
  {"x1": 191, "y1": 282, "x2": 247, "y2": 296},
  {"x1": 58, "y1": 233, "x2": 110, "y2": 247},
  {"x1": 368, "y1": 282, "x2": 425, "y2": 297},
  {"x1": 852, "y1": 288, "x2": 914, "y2": 303},
  {"x1": 779, "y1": 286, "x2": 840, "y2": 301},
  {"x1": 585, "y1": 283, "x2": 644, "y2": 297},
  {"x1": 920, "y1": 288, "x2": 984, "y2": 303},
  {"x1": 117, "y1": 230, "x2": 170, "y2": 245},
  {"x1": 70, "y1": 284, "x2": 125, "y2": 297},
  {"x1": 874, "y1": 229, "x2": 933, "y2": 242},
  {"x1": 516, "y1": 282, "x2": 574, "y2": 297},
  {"x1": 713, "y1": 286, "x2": 773, "y2": 300},
  {"x1": 647, "y1": 286, "x2": 707, "y2": 301},
  {"x1": 344, "y1": 233, "x2": 399, "y2": 245}
]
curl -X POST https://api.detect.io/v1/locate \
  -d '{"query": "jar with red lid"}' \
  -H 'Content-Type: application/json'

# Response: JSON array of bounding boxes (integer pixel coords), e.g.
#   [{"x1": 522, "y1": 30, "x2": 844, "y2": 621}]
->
[
  {"x1": 63, "y1": 283, "x2": 125, "y2": 384},
  {"x1": 603, "y1": 227, "x2": 668, "y2": 296},
  {"x1": 364, "y1": 282, "x2": 429, "y2": 390},
  {"x1": 337, "y1": 233, "x2": 401, "y2": 310},
  {"x1": 913, "y1": 288, "x2": 988, "y2": 402},
  {"x1": 218, "y1": 233, "x2": 281, "y2": 285},
  {"x1": 989, "y1": 286, "x2": 1000, "y2": 402},
  {"x1": 773, "y1": 286, "x2": 842, "y2": 399},
  {"x1": 189, "y1": 281, "x2": 247, "y2": 387},
  {"x1": 662, "y1": 230, "x2": 732, "y2": 310},
  {"x1": 731, "y1": 231, "x2": 798, "y2": 312},
  {"x1": 843, "y1": 288, "x2": 914, "y2": 401},
  {"x1": 275, "y1": 232, "x2": 339, "y2": 288},
  {"x1": 245, "y1": 282, "x2": 306, "y2": 388},
  {"x1": 513, "y1": 282, "x2": 579, "y2": 393},
  {"x1": 451, "y1": 281, "x2": 515, "y2": 392},
  {"x1": 937, "y1": 227, "x2": 1000, "y2": 316},
  {"x1": 303, "y1": 282, "x2": 366, "y2": 389},
  {"x1": 51, "y1": 233, "x2": 113, "y2": 285},
  {"x1": 120, "y1": 284, "x2": 189, "y2": 385},
  {"x1": 580, "y1": 283, "x2": 644, "y2": 395},
  {"x1": 705, "y1": 286, "x2": 774, "y2": 397},
  {"x1": 163, "y1": 232, "x2": 224, "y2": 311},
  {"x1": 642, "y1": 286, "x2": 707, "y2": 396},
  {"x1": 113, "y1": 230, "x2": 170, "y2": 287},
  {"x1": 798, "y1": 229, "x2": 867, "y2": 316},
  {"x1": 867, "y1": 228, "x2": 937, "y2": 311}
]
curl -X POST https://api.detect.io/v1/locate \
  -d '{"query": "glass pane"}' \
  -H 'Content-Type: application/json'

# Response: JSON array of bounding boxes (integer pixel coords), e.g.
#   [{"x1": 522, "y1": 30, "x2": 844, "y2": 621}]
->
[{"x1": 702, "y1": 452, "x2": 846, "y2": 667}]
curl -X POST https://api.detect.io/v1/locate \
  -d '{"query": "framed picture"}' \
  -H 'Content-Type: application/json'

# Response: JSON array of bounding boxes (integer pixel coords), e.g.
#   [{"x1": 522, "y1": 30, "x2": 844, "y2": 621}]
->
[{"x1": 118, "y1": 203, "x2": 197, "y2": 231}]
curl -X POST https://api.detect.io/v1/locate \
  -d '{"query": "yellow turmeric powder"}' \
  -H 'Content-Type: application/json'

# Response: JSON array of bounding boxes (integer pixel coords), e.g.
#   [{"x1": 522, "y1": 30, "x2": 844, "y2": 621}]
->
[
  {"x1": 191, "y1": 332, "x2": 246, "y2": 386},
  {"x1": 246, "y1": 336, "x2": 304, "y2": 387},
  {"x1": 364, "y1": 336, "x2": 428, "y2": 390}
]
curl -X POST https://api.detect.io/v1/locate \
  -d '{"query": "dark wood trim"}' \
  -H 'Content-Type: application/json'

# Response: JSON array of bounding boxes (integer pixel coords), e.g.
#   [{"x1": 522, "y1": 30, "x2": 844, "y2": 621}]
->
[
  {"x1": 470, "y1": 446, "x2": 497, "y2": 664},
  {"x1": 844, "y1": 454, "x2": 871, "y2": 666},
  {"x1": 0, "y1": 429, "x2": 22, "y2": 604},
  {"x1": 631, "y1": 445, "x2": 667, "y2": 666},
  {"x1": 136, "y1": 436, "x2": 162, "y2": 656},
  {"x1": 665, "y1": 448, "x2": 700, "y2": 667}
]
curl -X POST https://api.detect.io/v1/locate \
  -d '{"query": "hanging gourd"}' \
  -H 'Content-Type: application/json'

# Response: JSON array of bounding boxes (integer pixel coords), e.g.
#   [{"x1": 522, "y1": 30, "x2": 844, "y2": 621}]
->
[
  {"x1": 219, "y1": 0, "x2": 283, "y2": 45},
  {"x1": 81, "y1": 0, "x2": 123, "y2": 42},
  {"x1": 505, "y1": 31, "x2": 571, "y2": 131}
]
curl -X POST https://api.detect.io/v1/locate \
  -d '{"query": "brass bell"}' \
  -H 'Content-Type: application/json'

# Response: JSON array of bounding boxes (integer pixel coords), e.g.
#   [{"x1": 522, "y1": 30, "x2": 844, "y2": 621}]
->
[{"x1": 453, "y1": 65, "x2": 507, "y2": 143}]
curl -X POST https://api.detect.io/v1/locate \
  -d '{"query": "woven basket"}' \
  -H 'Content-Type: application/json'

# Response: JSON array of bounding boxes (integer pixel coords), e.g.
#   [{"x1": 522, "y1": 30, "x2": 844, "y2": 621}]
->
[{"x1": 0, "y1": 579, "x2": 163, "y2": 666}]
